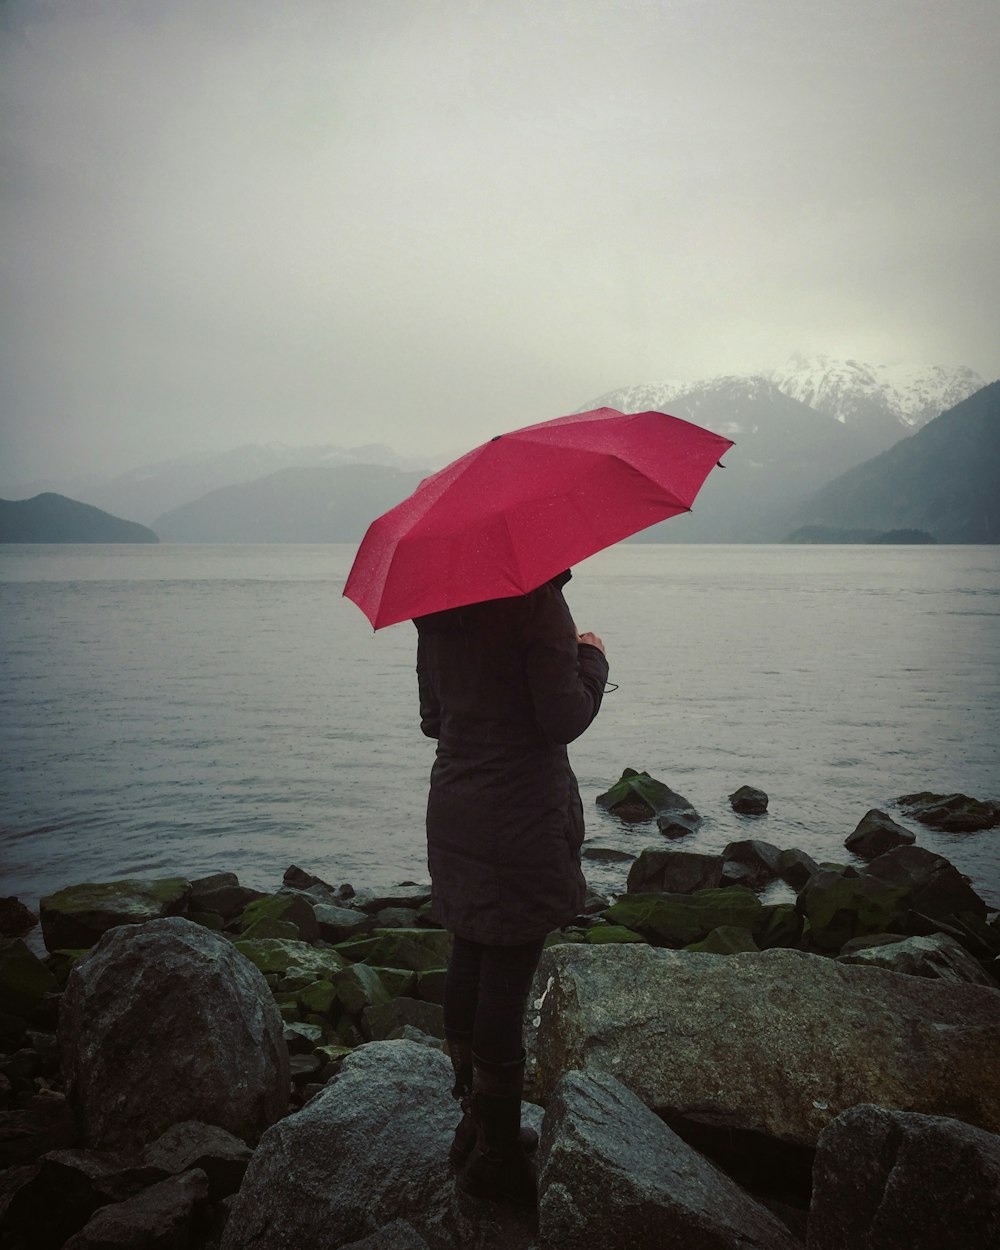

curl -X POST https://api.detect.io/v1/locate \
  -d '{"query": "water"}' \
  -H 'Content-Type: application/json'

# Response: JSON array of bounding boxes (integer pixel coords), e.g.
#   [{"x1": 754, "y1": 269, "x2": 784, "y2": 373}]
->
[{"x1": 2, "y1": 544, "x2": 999, "y2": 926}]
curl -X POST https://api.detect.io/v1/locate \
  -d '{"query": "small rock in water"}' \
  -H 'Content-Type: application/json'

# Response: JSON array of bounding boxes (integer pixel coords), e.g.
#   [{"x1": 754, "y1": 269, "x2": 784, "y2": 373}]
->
[
  {"x1": 729, "y1": 785, "x2": 768, "y2": 814},
  {"x1": 845, "y1": 809, "x2": 916, "y2": 860},
  {"x1": 896, "y1": 791, "x2": 1000, "y2": 832}
]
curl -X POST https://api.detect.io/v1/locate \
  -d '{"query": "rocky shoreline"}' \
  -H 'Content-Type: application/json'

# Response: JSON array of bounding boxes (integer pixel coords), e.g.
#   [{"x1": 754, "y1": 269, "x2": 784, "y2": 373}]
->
[{"x1": 1, "y1": 779, "x2": 999, "y2": 1248}]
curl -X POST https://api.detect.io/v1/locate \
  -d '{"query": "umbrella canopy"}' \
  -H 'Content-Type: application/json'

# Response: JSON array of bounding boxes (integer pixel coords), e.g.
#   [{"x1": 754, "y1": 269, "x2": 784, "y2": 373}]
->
[{"x1": 343, "y1": 407, "x2": 733, "y2": 629}]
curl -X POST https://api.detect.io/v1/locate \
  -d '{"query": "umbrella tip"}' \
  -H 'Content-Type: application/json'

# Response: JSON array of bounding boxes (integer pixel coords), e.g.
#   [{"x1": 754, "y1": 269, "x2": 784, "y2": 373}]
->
[{"x1": 490, "y1": 434, "x2": 501, "y2": 441}]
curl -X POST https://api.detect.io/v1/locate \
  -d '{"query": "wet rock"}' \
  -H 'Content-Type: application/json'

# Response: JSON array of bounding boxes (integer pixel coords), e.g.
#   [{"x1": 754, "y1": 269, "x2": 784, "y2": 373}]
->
[
  {"x1": 844, "y1": 809, "x2": 916, "y2": 859},
  {"x1": 729, "y1": 785, "x2": 769, "y2": 815},
  {"x1": 141, "y1": 1120, "x2": 252, "y2": 1202},
  {"x1": 605, "y1": 887, "x2": 762, "y2": 947},
  {"x1": 221, "y1": 1040, "x2": 534, "y2": 1250},
  {"x1": 62, "y1": 1167, "x2": 210, "y2": 1250},
  {"x1": 755, "y1": 903, "x2": 804, "y2": 950},
  {"x1": 864, "y1": 844, "x2": 987, "y2": 920},
  {"x1": 897, "y1": 791, "x2": 1000, "y2": 832},
  {"x1": 596, "y1": 768, "x2": 699, "y2": 824},
  {"x1": 239, "y1": 892, "x2": 320, "y2": 943},
  {"x1": 807, "y1": 1105, "x2": 1000, "y2": 1250},
  {"x1": 61, "y1": 916, "x2": 289, "y2": 1151},
  {"x1": 776, "y1": 848, "x2": 820, "y2": 891},
  {"x1": 656, "y1": 812, "x2": 700, "y2": 838},
  {"x1": 796, "y1": 868, "x2": 910, "y2": 951},
  {"x1": 0, "y1": 938, "x2": 59, "y2": 1018},
  {"x1": 537, "y1": 1068, "x2": 800, "y2": 1250},
  {"x1": 837, "y1": 932, "x2": 996, "y2": 986},
  {"x1": 188, "y1": 871, "x2": 262, "y2": 921},
  {"x1": 0, "y1": 898, "x2": 38, "y2": 939},
  {"x1": 581, "y1": 845, "x2": 635, "y2": 863},
  {"x1": 342, "y1": 928, "x2": 451, "y2": 973},
  {"x1": 626, "y1": 848, "x2": 723, "y2": 895},
  {"x1": 529, "y1": 944, "x2": 1000, "y2": 1147},
  {"x1": 721, "y1": 839, "x2": 783, "y2": 889},
  {"x1": 39, "y1": 877, "x2": 192, "y2": 952}
]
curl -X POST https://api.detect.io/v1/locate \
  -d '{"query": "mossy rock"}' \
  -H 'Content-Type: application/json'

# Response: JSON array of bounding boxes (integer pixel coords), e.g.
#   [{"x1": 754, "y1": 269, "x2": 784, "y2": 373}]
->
[
  {"x1": 232, "y1": 937, "x2": 347, "y2": 978},
  {"x1": 686, "y1": 926, "x2": 759, "y2": 954},
  {"x1": 604, "y1": 886, "x2": 762, "y2": 947},
  {"x1": 415, "y1": 968, "x2": 447, "y2": 1005},
  {"x1": 332, "y1": 964, "x2": 391, "y2": 1016},
  {"x1": 187, "y1": 910, "x2": 225, "y2": 932},
  {"x1": 754, "y1": 903, "x2": 804, "y2": 950},
  {"x1": 544, "y1": 930, "x2": 587, "y2": 948},
  {"x1": 241, "y1": 917, "x2": 300, "y2": 941},
  {"x1": 359, "y1": 928, "x2": 451, "y2": 972},
  {"x1": 298, "y1": 979, "x2": 338, "y2": 1016},
  {"x1": 239, "y1": 893, "x2": 319, "y2": 944},
  {"x1": 362, "y1": 996, "x2": 445, "y2": 1042},
  {"x1": 39, "y1": 876, "x2": 192, "y2": 951},
  {"x1": 0, "y1": 938, "x2": 59, "y2": 1014},
  {"x1": 44, "y1": 948, "x2": 90, "y2": 989},
  {"x1": 797, "y1": 869, "x2": 911, "y2": 951},
  {"x1": 369, "y1": 966, "x2": 417, "y2": 998},
  {"x1": 596, "y1": 768, "x2": 697, "y2": 823},
  {"x1": 583, "y1": 924, "x2": 648, "y2": 945}
]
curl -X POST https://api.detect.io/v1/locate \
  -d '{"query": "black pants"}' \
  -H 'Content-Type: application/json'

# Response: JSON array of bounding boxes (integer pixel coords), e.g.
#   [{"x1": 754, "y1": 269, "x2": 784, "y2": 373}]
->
[{"x1": 443, "y1": 934, "x2": 546, "y2": 1066}]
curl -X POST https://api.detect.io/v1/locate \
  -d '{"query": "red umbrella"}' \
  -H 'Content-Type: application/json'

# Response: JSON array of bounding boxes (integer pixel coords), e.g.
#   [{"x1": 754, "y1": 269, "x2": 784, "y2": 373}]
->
[{"x1": 343, "y1": 407, "x2": 733, "y2": 629}]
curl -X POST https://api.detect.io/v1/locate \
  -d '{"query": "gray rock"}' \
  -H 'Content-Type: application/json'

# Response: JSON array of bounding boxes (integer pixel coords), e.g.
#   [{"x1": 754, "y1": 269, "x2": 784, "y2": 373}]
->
[
  {"x1": 222, "y1": 1040, "x2": 534, "y2": 1250},
  {"x1": 529, "y1": 944, "x2": 1000, "y2": 1147},
  {"x1": 538, "y1": 1068, "x2": 800, "y2": 1249},
  {"x1": 142, "y1": 1120, "x2": 252, "y2": 1202},
  {"x1": 728, "y1": 786, "x2": 768, "y2": 815},
  {"x1": 314, "y1": 903, "x2": 372, "y2": 942},
  {"x1": 897, "y1": 791, "x2": 1000, "y2": 832},
  {"x1": 581, "y1": 846, "x2": 635, "y2": 863},
  {"x1": 837, "y1": 931, "x2": 996, "y2": 986},
  {"x1": 188, "y1": 872, "x2": 262, "y2": 920},
  {"x1": 351, "y1": 885, "x2": 434, "y2": 914},
  {"x1": 845, "y1": 809, "x2": 916, "y2": 859},
  {"x1": 656, "y1": 812, "x2": 700, "y2": 838},
  {"x1": 39, "y1": 877, "x2": 192, "y2": 952},
  {"x1": 0, "y1": 898, "x2": 38, "y2": 939},
  {"x1": 63, "y1": 1167, "x2": 210, "y2": 1249},
  {"x1": 60, "y1": 917, "x2": 289, "y2": 1151},
  {"x1": 376, "y1": 907, "x2": 421, "y2": 929},
  {"x1": 0, "y1": 1093, "x2": 75, "y2": 1167},
  {"x1": 626, "y1": 849, "x2": 723, "y2": 895},
  {"x1": 807, "y1": 1104, "x2": 1000, "y2": 1250}
]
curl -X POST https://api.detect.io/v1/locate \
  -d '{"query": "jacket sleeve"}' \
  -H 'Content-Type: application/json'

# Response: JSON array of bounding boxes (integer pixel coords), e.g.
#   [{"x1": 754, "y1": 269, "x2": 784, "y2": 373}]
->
[
  {"x1": 524, "y1": 587, "x2": 609, "y2": 745},
  {"x1": 416, "y1": 634, "x2": 441, "y2": 739}
]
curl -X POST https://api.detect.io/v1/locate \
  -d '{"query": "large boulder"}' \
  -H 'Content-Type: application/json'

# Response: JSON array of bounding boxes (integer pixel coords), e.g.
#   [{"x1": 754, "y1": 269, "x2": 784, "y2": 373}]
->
[
  {"x1": 837, "y1": 931, "x2": 997, "y2": 986},
  {"x1": 625, "y1": 849, "x2": 723, "y2": 896},
  {"x1": 896, "y1": 791, "x2": 1000, "y2": 832},
  {"x1": 537, "y1": 1068, "x2": 800, "y2": 1250},
  {"x1": 864, "y1": 844, "x2": 987, "y2": 919},
  {"x1": 844, "y1": 809, "x2": 916, "y2": 859},
  {"x1": 39, "y1": 877, "x2": 192, "y2": 951},
  {"x1": 60, "y1": 917, "x2": 289, "y2": 1151},
  {"x1": 221, "y1": 1040, "x2": 536, "y2": 1250},
  {"x1": 796, "y1": 868, "x2": 911, "y2": 950},
  {"x1": 807, "y1": 1105, "x2": 1000, "y2": 1250},
  {"x1": 529, "y1": 944, "x2": 1000, "y2": 1147}
]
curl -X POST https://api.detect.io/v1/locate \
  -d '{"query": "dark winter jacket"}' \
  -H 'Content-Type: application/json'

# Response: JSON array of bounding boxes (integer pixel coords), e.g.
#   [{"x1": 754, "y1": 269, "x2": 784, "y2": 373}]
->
[{"x1": 415, "y1": 572, "x2": 609, "y2": 945}]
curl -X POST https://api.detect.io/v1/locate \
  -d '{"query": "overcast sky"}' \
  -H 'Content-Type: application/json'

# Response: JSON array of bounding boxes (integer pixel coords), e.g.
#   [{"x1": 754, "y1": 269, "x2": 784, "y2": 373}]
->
[{"x1": 2, "y1": 0, "x2": 998, "y2": 481}]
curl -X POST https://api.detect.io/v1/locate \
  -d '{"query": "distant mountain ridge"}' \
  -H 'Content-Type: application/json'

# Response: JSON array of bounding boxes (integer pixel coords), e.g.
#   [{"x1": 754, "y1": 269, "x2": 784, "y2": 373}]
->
[
  {"x1": 785, "y1": 381, "x2": 1000, "y2": 543},
  {"x1": 0, "y1": 493, "x2": 158, "y2": 543}
]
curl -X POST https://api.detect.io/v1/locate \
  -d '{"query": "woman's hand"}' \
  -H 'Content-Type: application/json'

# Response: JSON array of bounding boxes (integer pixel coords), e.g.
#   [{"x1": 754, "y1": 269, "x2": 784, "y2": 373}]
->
[{"x1": 577, "y1": 630, "x2": 605, "y2": 655}]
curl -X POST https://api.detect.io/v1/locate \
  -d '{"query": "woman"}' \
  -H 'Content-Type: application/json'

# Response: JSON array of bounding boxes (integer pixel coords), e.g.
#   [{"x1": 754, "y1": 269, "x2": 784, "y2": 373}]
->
[{"x1": 415, "y1": 568, "x2": 609, "y2": 1207}]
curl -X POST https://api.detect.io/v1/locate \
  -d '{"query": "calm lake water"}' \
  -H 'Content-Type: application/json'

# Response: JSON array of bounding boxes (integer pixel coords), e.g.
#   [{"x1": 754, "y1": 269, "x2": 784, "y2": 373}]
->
[{"x1": 2, "y1": 544, "x2": 999, "y2": 923}]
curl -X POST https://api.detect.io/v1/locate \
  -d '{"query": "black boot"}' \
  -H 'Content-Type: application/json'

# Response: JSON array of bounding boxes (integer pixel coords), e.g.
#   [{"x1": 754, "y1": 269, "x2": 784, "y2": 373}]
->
[
  {"x1": 457, "y1": 1052, "x2": 538, "y2": 1208},
  {"x1": 447, "y1": 1034, "x2": 538, "y2": 1169},
  {"x1": 446, "y1": 1030, "x2": 476, "y2": 1169}
]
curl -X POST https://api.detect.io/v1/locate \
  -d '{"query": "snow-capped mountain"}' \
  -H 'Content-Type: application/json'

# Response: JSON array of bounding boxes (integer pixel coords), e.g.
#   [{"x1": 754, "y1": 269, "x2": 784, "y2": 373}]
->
[{"x1": 765, "y1": 354, "x2": 984, "y2": 433}]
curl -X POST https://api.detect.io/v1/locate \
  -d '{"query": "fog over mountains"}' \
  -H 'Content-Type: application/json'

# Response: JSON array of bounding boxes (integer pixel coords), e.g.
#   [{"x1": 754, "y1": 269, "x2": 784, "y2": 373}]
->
[{"x1": 2, "y1": 356, "x2": 992, "y2": 544}]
